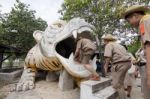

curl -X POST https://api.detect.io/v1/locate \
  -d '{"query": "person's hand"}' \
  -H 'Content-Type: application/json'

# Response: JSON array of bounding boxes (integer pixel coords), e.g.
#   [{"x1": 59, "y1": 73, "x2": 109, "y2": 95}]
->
[{"x1": 74, "y1": 49, "x2": 80, "y2": 58}]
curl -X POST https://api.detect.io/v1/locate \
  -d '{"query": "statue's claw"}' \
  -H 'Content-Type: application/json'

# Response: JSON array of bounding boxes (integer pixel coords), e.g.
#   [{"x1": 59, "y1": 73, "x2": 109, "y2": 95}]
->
[{"x1": 16, "y1": 68, "x2": 35, "y2": 91}]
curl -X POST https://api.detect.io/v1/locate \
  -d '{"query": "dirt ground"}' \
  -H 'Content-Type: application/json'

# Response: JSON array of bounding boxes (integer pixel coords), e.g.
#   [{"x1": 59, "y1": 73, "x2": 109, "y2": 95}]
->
[
  {"x1": 0, "y1": 77, "x2": 143, "y2": 99},
  {"x1": 0, "y1": 80, "x2": 80, "y2": 99}
]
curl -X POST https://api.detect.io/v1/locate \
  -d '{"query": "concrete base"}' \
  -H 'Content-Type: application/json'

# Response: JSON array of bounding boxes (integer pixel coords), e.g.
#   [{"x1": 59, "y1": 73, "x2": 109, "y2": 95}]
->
[
  {"x1": 80, "y1": 77, "x2": 118, "y2": 99},
  {"x1": 58, "y1": 69, "x2": 74, "y2": 91},
  {"x1": 0, "y1": 69, "x2": 23, "y2": 81},
  {"x1": 46, "y1": 71, "x2": 58, "y2": 82}
]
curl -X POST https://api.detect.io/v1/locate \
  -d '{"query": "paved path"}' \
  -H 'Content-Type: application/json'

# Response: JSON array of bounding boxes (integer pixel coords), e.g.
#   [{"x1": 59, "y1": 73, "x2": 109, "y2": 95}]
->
[{"x1": 129, "y1": 78, "x2": 143, "y2": 99}]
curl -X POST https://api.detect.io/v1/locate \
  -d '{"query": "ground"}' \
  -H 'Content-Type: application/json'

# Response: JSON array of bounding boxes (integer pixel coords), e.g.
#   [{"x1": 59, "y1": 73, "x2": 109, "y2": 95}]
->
[
  {"x1": 0, "y1": 80, "x2": 80, "y2": 99},
  {"x1": 130, "y1": 78, "x2": 143, "y2": 99},
  {"x1": 0, "y1": 77, "x2": 143, "y2": 99}
]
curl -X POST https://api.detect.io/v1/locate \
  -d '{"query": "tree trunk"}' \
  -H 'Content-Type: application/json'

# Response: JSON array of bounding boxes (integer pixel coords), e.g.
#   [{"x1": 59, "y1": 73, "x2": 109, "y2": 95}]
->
[{"x1": 0, "y1": 49, "x2": 4, "y2": 69}]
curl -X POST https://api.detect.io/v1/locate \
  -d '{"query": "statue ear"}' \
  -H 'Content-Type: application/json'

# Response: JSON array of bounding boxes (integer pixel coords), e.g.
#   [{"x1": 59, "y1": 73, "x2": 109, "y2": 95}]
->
[{"x1": 33, "y1": 30, "x2": 43, "y2": 43}]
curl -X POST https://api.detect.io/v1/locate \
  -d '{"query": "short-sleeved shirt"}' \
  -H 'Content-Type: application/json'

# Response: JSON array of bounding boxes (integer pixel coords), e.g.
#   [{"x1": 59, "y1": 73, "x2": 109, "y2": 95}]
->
[
  {"x1": 139, "y1": 15, "x2": 150, "y2": 45},
  {"x1": 76, "y1": 38, "x2": 97, "y2": 54},
  {"x1": 104, "y1": 42, "x2": 131, "y2": 64},
  {"x1": 75, "y1": 38, "x2": 96, "y2": 64}
]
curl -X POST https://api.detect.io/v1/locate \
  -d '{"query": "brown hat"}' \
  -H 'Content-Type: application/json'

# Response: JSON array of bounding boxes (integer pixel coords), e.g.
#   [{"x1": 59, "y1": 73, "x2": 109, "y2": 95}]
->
[
  {"x1": 123, "y1": 5, "x2": 150, "y2": 19},
  {"x1": 102, "y1": 34, "x2": 117, "y2": 41}
]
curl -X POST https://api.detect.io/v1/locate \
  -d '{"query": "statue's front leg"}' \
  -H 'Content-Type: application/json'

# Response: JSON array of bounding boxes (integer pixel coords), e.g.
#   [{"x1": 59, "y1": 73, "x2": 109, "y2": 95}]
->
[
  {"x1": 16, "y1": 67, "x2": 36, "y2": 91},
  {"x1": 16, "y1": 46, "x2": 37, "y2": 91}
]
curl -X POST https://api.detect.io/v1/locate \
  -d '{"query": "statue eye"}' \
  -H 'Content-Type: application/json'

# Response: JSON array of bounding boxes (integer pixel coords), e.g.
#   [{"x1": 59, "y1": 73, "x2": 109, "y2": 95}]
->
[{"x1": 58, "y1": 24, "x2": 62, "y2": 27}]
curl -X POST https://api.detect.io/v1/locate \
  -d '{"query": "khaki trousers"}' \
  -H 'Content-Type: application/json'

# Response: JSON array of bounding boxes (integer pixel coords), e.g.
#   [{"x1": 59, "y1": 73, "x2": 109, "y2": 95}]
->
[{"x1": 111, "y1": 61, "x2": 131, "y2": 99}]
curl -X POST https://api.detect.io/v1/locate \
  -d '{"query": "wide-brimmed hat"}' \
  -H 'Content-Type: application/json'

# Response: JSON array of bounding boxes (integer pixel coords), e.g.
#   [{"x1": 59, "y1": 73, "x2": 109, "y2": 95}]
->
[
  {"x1": 123, "y1": 5, "x2": 150, "y2": 19},
  {"x1": 102, "y1": 34, "x2": 117, "y2": 41}
]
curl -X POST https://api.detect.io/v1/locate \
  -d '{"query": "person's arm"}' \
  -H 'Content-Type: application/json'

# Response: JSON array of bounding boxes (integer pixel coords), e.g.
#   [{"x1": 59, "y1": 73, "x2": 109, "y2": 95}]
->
[
  {"x1": 104, "y1": 57, "x2": 111, "y2": 74},
  {"x1": 145, "y1": 42, "x2": 150, "y2": 88},
  {"x1": 103, "y1": 43, "x2": 113, "y2": 75},
  {"x1": 74, "y1": 40, "x2": 82, "y2": 61}
]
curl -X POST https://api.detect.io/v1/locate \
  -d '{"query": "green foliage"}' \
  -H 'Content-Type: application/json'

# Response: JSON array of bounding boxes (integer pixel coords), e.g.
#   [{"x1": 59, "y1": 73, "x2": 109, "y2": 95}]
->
[
  {"x1": 0, "y1": 0, "x2": 47, "y2": 52},
  {"x1": 127, "y1": 39, "x2": 141, "y2": 55},
  {"x1": 60, "y1": 0, "x2": 149, "y2": 36}
]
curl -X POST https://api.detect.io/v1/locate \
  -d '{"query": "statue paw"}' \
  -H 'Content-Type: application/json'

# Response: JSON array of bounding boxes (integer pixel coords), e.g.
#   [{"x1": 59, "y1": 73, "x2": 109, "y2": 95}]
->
[
  {"x1": 16, "y1": 80, "x2": 35, "y2": 91},
  {"x1": 16, "y1": 68, "x2": 35, "y2": 91}
]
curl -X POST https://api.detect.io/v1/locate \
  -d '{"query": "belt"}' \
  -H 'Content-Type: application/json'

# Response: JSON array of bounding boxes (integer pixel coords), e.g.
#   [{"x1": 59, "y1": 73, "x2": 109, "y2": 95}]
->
[{"x1": 112, "y1": 61, "x2": 131, "y2": 65}]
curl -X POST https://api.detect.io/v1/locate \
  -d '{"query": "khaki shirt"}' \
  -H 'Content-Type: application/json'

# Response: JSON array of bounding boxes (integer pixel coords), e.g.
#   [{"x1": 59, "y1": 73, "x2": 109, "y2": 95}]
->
[
  {"x1": 139, "y1": 15, "x2": 150, "y2": 45},
  {"x1": 104, "y1": 42, "x2": 131, "y2": 64},
  {"x1": 76, "y1": 38, "x2": 97, "y2": 54}
]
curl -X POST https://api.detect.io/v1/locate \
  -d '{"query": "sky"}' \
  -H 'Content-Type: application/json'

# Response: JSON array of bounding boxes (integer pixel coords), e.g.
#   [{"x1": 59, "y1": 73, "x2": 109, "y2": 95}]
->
[{"x1": 0, "y1": 0, "x2": 64, "y2": 25}]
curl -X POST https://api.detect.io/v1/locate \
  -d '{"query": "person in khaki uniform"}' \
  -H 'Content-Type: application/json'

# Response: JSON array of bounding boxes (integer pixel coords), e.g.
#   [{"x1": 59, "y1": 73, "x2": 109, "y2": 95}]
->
[
  {"x1": 74, "y1": 36, "x2": 100, "y2": 80},
  {"x1": 102, "y1": 34, "x2": 131, "y2": 99},
  {"x1": 135, "y1": 47, "x2": 150, "y2": 99},
  {"x1": 123, "y1": 5, "x2": 150, "y2": 99}
]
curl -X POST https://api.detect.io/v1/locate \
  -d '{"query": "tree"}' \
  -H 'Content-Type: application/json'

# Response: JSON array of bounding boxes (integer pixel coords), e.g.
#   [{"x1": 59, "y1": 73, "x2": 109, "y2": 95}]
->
[
  {"x1": 0, "y1": 0, "x2": 47, "y2": 52},
  {"x1": 59, "y1": 0, "x2": 149, "y2": 76},
  {"x1": 60, "y1": 0, "x2": 149, "y2": 35}
]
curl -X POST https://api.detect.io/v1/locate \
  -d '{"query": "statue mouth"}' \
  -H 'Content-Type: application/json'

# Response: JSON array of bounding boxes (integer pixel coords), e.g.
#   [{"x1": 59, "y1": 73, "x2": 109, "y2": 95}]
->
[{"x1": 55, "y1": 27, "x2": 97, "y2": 78}]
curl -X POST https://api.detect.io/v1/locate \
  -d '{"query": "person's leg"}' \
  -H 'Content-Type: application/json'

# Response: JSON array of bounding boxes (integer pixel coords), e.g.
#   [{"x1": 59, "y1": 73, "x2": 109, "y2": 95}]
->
[
  {"x1": 112, "y1": 62, "x2": 131, "y2": 99},
  {"x1": 117, "y1": 86, "x2": 127, "y2": 99},
  {"x1": 126, "y1": 86, "x2": 132, "y2": 97},
  {"x1": 112, "y1": 71, "x2": 127, "y2": 99},
  {"x1": 138, "y1": 66, "x2": 145, "y2": 93},
  {"x1": 124, "y1": 73, "x2": 133, "y2": 97},
  {"x1": 142, "y1": 66, "x2": 150, "y2": 99}
]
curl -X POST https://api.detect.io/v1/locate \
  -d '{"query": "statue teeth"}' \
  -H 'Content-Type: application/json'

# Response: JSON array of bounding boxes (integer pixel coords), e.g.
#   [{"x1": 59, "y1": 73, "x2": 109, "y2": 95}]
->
[{"x1": 72, "y1": 30, "x2": 77, "y2": 39}]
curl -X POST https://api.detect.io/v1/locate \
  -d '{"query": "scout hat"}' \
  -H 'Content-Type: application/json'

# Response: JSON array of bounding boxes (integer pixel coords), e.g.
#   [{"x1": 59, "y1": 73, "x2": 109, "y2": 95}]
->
[
  {"x1": 102, "y1": 34, "x2": 117, "y2": 41},
  {"x1": 123, "y1": 5, "x2": 150, "y2": 19}
]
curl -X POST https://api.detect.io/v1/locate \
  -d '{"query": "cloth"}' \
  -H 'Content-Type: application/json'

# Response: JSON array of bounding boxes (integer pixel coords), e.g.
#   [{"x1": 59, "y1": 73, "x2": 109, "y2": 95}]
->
[
  {"x1": 104, "y1": 42, "x2": 131, "y2": 64},
  {"x1": 128, "y1": 64, "x2": 136, "y2": 74},
  {"x1": 124, "y1": 72, "x2": 135, "y2": 87},
  {"x1": 74, "y1": 38, "x2": 96, "y2": 64},
  {"x1": 139, "y1": 14, "x2": 150, "y2": 45},
  {"x1": 128, "y1": 53, "x2": 136, "y2": 74},
  {"x1": 111, "y1": 61, "x2": 131, "y2": 89}
]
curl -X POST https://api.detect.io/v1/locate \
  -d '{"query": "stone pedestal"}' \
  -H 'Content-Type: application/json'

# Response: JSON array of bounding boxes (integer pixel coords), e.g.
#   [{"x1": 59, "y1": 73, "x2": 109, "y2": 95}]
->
[
  {"x1": 46, "y1": 72, "x2": 58, "y2": 82},
  {"x1": 0, "y1": 69, "x2": 23, "y2": 82},
  {"x1": 80, "y1": 77, "x2": 118, "y2": 99},
  {"x1": 58, "y1": 69, "x2": 74, "y2": 91}
]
